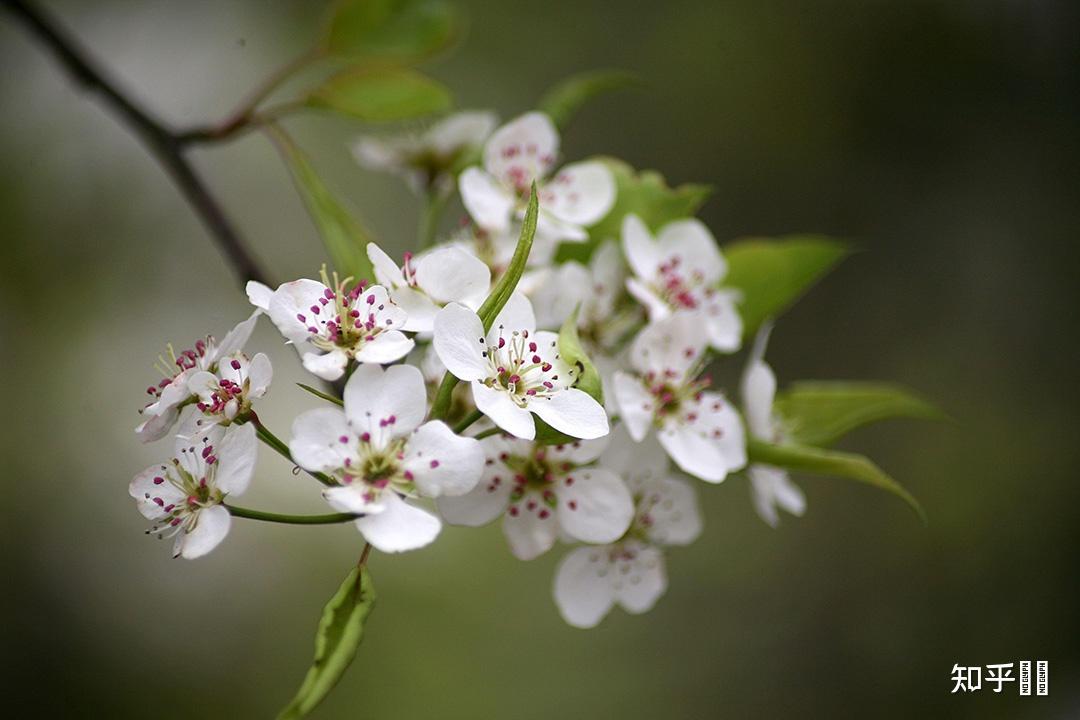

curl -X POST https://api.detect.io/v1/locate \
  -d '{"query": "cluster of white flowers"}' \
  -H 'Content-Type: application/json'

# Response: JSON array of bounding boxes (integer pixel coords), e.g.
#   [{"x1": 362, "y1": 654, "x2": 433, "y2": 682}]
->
[{"x1": 130, "y1": 111, "x2": 806, "y2": 628}]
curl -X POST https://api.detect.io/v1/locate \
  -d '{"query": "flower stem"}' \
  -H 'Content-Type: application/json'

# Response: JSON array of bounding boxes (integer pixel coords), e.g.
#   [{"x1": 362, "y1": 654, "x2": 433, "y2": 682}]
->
[
  {"x1": 225, "y1": 504, "x2": 355, "y2": 525},
  {"x1": 250, "y1": 415, "x2": 334, "y2": 487},
  {"x1": 472, "y1": 426, "x2": 502, "y2": 440},
  {"x1": 417, "y1": 188, "x2": 448, "y2": 248},
  {"x1": 429, "y1": 373, "x2": 459, "y2": 421},
  {"x1": 452, "y1": 408, "x2": 484, "y2": 434}
]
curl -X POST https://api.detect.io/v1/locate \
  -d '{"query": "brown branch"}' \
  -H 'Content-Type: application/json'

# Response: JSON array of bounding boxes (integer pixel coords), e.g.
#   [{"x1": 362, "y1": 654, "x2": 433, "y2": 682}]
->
[{"x1": 3, "y1": 0, "x2": 272, "y2": 288}]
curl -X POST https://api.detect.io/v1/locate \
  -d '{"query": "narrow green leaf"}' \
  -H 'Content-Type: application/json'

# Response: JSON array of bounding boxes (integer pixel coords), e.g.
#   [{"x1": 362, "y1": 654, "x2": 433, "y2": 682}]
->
[
  {"x1": 538, "y1": 70, "x2": 640, "y2": 130},
  {"x1": 306, "y1": 68, "x2": 451, "y2": 123},
  {"x1": 747, "y1": 439, "x2": 926, "y2": 524},
  {"x1": 477, "y1": 185, "x2": 539, "y2": 330},
  {"x1": 723, "y1": 236, "x2": 849, "y2": 338},
  {"x1": 534, "y1": 307, "x2": 604, "y2": 444},
  {"x1": 321, "y1": 0, "x2": 458, "y2": 62},
  {"x1": 270, "y1": 127, "x2": 374, "y2": 283},
  {"x1": 556, "y1": 157, "x2": 712, "y2": 263},
  {"x1": 431, "y1": 187, "x2": 538, "y2": 421},
  {"x1": 297, "y1": 383, "x2": 345, "y2": 407},
  {"x1": 775, "y1": 381, "x2": 945, "y2": 447},
  {"x1": 278, "y1": 566, "x2": 376, "y2": 720}
]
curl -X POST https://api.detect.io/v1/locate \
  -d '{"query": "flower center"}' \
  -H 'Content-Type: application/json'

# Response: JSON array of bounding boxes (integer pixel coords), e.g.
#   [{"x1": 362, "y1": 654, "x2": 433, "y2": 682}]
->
[
  {"x1": 143, "y1": 439, "x2": 224, "y2": 540},
  {"x1": 481, "y1": 326, "x2": 565, "y2": 406},
  {"x1": 654, "y1": 255, "x2": 706, "y2": 310},
  {"x1": 298, "y1": 268, "x2": 398, "y2": 357},
  {"x1": 142, "y1": 339, "x2": 211, "y2": 403}
]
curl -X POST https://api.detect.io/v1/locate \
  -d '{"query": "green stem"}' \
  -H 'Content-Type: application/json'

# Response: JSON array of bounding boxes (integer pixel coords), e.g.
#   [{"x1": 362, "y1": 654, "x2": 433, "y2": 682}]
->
[
  {"x1": 225, "y1": 504, "x2": 356, "y2": 525},
  {"x1": 472, "y1": 426, "x2": 502, "y2": 440},
  {"x1": 297, "y1": 383, "x2": 344, "y2": 406},
  {"x1": 452, "y1": 408, "x2": 484, "y2": 434},
  {"x1": 429, "y1": 373, "x2": 459, "y2": 422},
  {"x1": 417, "y1": 188, "x2": 447, "y2": 248},
  {"x1": 251, "y1": 416, "x2": 334, "y2": 487}
]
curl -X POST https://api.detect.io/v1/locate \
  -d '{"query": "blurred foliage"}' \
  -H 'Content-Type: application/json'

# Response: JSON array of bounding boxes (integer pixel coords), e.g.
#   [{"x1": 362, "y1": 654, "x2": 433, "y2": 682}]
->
[{"x1": 1, "y1": 0, "x2": 1078, "y2": 719}]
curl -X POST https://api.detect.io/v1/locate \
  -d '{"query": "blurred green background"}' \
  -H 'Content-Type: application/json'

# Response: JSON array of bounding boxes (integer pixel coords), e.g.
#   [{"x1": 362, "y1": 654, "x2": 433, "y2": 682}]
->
[{"x1": 2, "y1": 0, "x2": 1078, "y2": 717}]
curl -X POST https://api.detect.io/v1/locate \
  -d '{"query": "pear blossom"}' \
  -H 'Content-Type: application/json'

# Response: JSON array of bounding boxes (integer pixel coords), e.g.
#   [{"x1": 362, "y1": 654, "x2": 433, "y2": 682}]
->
[
  {"x1": 613, "y1": 313, "x2": 746, "y2": 482},
  {"x1": 136, "y1": 312, "x2": 260, "y2": 442},
  {"x1": 367, "y1": 242, "x2": 490, "y2": 332},
  {"x1": 622, "y1": 214, "x2": 743, "y2": 353},
  {"x1": 438, "y1": 434, "x2": 634, "y2": 560},
  {"x1": 353, "y1": 110, "x2": 497, "y2": 192},
  {"x1": 433, "y1": 293, "x2": 609, "y2": 441},
  {"x1": 553, "y1": 430, "x2": 702, "y2": 628},
  {"x1": 290, "y1": 363, "x2": 484, "y2": 553},
  {"x1": 186, "y1": 351, "x2": 273, "y2": 436},
  {"x1": 129, "y1": 422, "x2": 257, "y2": 559},
  {"x1": 459, "y1": 112, "x2": 616, "y2": 244},
  {"x1": 251, "y1": 271, "x2": 413, "y2": 381},
  {"x1": 740, "y1": 324, "x2": 806, "y2": 526}
]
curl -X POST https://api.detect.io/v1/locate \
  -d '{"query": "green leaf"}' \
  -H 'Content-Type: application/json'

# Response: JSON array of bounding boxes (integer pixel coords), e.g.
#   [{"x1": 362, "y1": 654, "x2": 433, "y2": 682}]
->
[
  {"x1": 775, "y1": 381, "x2": 945, "y2": 447},
  {"x1": 306, "y1": 68, "x2": 451, "y2": 122},
  {"x1": 723, "y1": 236, "x2": 849, "y2": 339},
  {"x1": 430, "y1": 187, "x2": 538, "y2": 421},
  {"x1": 321, "y1": 0, "x2": 458, "y2": 62},
  {"x1": 270, "y1": 127, "x2": 374, "y2": 283},
  {"x1": 534, "y1": 307, "x2": 605, "y2": 444},
  {"x1": 277, "y1": 566, "x2": 376, "y2": 720},
  {"x1": 556, "y1": 157, "x2": 712, "y2": 263},
  {"x1": 747, "y1": 439, "x2": 926, "y2": 524},
  {"x1": 537, "y1": 70, "x2": 640, "y2": 130}
]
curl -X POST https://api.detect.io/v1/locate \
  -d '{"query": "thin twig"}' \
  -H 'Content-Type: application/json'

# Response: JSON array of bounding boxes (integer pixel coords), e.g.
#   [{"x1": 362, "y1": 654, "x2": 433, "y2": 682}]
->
[{"x1": 3, "y1": 0, "x2": 272, "y2": 288}]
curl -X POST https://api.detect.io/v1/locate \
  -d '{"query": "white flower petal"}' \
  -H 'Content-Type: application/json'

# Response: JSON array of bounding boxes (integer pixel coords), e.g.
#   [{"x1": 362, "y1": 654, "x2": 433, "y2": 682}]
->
[
  {"x1": 625, "y1": 277, "x2": 672, "y2": 323},
  {"x1": 750, "y1": 464, "x2": 806, "y2": 528},
  {"x1": 530, "y1": 262, "x2": 591, "y2": 330},
  {"x1": 354, "y1": 330, "x2": 414, "y2": 365},
  {"x1": 130, "y1": 464, "x2": 186, "y2": 520},
  {"x1": 543, "y1": 160, "x2": 615, "y2": 226},
  {"x1": 268, "y1": 279, "x2": 328, "y2": 345},
  {"x1": 414, "y1": 246, "x2": 491, "y2": 309},
  {"x1": 392, "y1": 287, "x2": 439, "y2": 333},
  {"x1": 290, "y1": 407, "x2": 354, "y2": 473},
  {"x1": 483, "y1": 111, "x2": 559, "y2": 188},
  {"x1": 557, "y1": 467, "x2": 634, "y2": 544},
  {"x1": 179, "y1": 505, "x2": 231, "y2": 559},
  {"x1": 612, "y1": 372, "x2": 654, "y2": 442},
  {"x1": 213, "y1": 423, "x2": 257, "y2": 496},
  {"x1": 344, "y1": 363, "x2": 427, "y2": 439},
  {"x1": 740, "y1": 322, "x2": 777, "y2": 439},
  {"x1": 658, "y1": 392, "x2": 747, "y2": 483},
  {"x1": 488, "y1": 292, "x2": 536, "y2": 339},
  {"x1": 622, "y1": 214, "x2": 662, "y2": 281},
  {"x1": 323, "y1": 485, "x2": 385, "y2": 515},
  {"x1": 426, "y1": 110, "x2": 497, "y2": 157},
  {"x1": 437, "y1": 464, "x2": 514, "y2": 526},
  {"x1": 136, "y1": 405, "x2": 180, "y2": 443},
  {"x1": 403, "y1": 421, "x2": 484, "y2": 497},
  {"x1": 534, "y1": 208, "x2": 588, "y2": 243},
  {"x1": 629, "y1": 312, "x2": 707, "y2": 379},
  {"x1": 366, "y1": 242, "x2": 407, "y2": 288},
  {"x1": 529, "y1": 388, "x2": 609, "y2": 440},
  {"x1": 613, "y1": 543, "x2": 667, "y2": 614},
  {"x1": 433, "y1": 303, "x2": 489, "y2": 381},
  {"x1": 643, "y1": 475, "x2": 703, "y2": 546},
  {"x1": 547, "y1": 435, "x2": 610, "y2": 466},
  {"x1": 553, "y1": 546, "x2": 617, "y2": 629},
  {"x1": 502, "y1": 496, "x2": 559, "y2": 560},
  {"x1": 472, "y1": 382, "x2": 535, "y2": 439},
  {"x1": 657, "y1": 219, "x2": 726, "y2": 285},
  {"x1": 460, "y1": 167, "x2": 515, "y2": 232},
  {"x1": 703, "y1": 290, "x2": 743, "y2": 353},
  {"x1": 246, "y1": 281, "x2": 273, "y2": 312},
  {"x1": 302, "y1": 350, "x2": 348, "y2": 381},
  {"x1": 213, "y1": 311, "x2": 261, "y2": 361},
  {"x1": 246, "y1": 352, "x2": 273, "y2": 397},
  {"x1": 355, "y1": 493, "x2": 442, "y2": 553}
]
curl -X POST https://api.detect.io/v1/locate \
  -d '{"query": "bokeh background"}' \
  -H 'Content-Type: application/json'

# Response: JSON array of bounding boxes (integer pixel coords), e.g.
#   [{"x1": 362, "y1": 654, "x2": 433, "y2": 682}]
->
[{"x1": 2, "y1": 0, "x2": 1078, "y2": 717}]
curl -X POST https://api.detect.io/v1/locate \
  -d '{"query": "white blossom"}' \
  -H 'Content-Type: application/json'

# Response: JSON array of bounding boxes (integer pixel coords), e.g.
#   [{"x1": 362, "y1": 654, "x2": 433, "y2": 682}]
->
[
  {"x1": 290, "y1": 363, "x2": 484, "y2": 553},
  {"x1": 622, "y1": 214, "x2": 742, "y2": 353},
  {"x1": 438, "y1": 434, "x2": 634, "y2": 560},
  {"x1": 433, "y1": 293, "x2": 608, "y2": 441},
  {"x1": 739, "y1": 323, "x2": 805, "y2": 526},
  {"x1": 613, "y1": 313, "x2": 746, "y2": 482},
  {"x1": 136, "y1": 312, "x2": 260, "y2": 442},
  {"x1": 367, "y1": 242, "x2": 490, "y2": 332},
  {"x1": 459, "y1": 112, "x2": 615, "y2": 245},
  {"x1": 553, "y1": 430, "x2": 702, "y2": 628},
  {"x1": 129, "y1": 422, "x2": 257, "y2": 559},
  {"x1": 250, "y1": 271, "x2": 413, "y2": 381},
  {"x1": 353, "y1": 110, "x2": 497, "y2": 192}
]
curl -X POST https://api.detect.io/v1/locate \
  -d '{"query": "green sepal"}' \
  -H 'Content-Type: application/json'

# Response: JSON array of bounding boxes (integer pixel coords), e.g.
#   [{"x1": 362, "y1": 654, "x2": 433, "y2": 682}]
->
[
  {"x1": 747, "y1": 439, "x2": 926, "y2": 524},
  {"x1": 277, "y1": 566, "x2": 376, "y2": 719},
  {"x1": 774, "y1": 381, "x2": 945, "y2": 448},
  {"x1": 537, "y1": 70, "x2": 640, "y2": 130},
  {"x1": 305, "y1": 68, "x2": 451, "y2": 122},
  {"x1": 722, "y1": 235, "x2": 849, "y2": 339}
]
